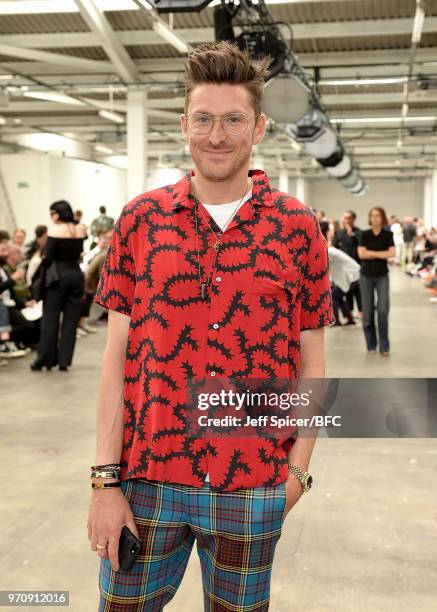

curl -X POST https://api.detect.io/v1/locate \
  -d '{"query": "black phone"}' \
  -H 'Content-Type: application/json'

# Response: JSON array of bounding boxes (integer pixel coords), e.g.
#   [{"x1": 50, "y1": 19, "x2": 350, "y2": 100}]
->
[{"x1": 118, "y1": 525, "x2": 141, "y2": 571}]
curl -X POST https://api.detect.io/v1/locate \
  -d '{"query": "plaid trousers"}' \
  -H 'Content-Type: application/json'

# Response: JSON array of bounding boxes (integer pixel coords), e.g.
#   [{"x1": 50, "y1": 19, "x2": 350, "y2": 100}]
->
[{"x1": 98, "y1": 478, "x2": 286, "y2": 612}]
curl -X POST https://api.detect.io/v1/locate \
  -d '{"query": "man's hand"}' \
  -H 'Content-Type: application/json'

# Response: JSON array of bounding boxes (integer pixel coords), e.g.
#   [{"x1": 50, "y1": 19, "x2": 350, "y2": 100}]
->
[
  {"x1": 11, "y1": 269, "x2": 25, "y2": 281},
  {"x1": 24, "y1": 299, "x2": 37, "y2": 307},
  {"x1": 282, "y1": 475, "x2": 303, "y2": 522},
  {"x1": 88, "y1": 487, "x2": 140, "y2": 572}
]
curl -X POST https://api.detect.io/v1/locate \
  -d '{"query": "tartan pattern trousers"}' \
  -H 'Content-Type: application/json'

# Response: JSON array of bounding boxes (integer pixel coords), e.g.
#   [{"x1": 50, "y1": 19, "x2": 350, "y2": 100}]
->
[{"x1": 98, "y1": 478, "x2": 286, "y2": 612}]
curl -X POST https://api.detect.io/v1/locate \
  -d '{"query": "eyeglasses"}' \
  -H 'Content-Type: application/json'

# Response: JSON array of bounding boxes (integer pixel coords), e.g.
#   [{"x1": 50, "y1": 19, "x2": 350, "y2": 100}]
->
[{"x1": 186, "y1": 112, "x2": 257, "y2": 136}]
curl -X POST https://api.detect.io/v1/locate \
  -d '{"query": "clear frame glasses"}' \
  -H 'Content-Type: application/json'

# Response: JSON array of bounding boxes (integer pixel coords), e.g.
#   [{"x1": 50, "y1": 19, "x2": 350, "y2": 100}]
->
[{"x1": 186, "y1": 112, "x2": 257, "y2": 136}]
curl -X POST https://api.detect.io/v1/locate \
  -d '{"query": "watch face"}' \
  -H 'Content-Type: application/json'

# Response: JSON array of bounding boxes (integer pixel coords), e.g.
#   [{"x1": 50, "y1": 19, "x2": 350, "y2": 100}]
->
[{"x1": 306, "y1": 475, "x2": 313, "y2": 490}]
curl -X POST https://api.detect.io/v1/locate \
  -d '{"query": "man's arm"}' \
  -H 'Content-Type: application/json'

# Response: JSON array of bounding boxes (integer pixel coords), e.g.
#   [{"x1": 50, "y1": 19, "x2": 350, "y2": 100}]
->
[
  {"x1": 94, "y1": 309, "x2": 129, "y2": 468},
  {"x1": 88, "y1": 309, "x2": 139, "y2": 572},
  {"x1": 358, "y1": 246, "x2": 396, "y2": 260},
  {"x1": 287, "y1": 327, "x2": 325, "y2": 472}
]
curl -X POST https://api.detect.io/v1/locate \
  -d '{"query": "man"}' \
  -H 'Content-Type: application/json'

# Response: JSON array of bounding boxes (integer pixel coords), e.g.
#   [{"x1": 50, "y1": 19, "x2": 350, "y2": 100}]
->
[
  {"x1": 402, "y1": 216, "x2": 417, "y2": 266},
  {"x1": 77, "y1": 229, "x2": 114, "y2": 335},
  {"x1": 88, "y1": 42, "x2": 332, "y2": 611},
  {"x1": 0, "y1": 238, "x2": 38, "y2": 352},
  {"x1": 332, "y1": 209, "x2": 362, "y2": 317},
  {"x1": 90, "y1": 206, "x2": 114, "y2": 245},
  {"x1": 3, "y1": 244, "x2": 33, "y2": 302}
]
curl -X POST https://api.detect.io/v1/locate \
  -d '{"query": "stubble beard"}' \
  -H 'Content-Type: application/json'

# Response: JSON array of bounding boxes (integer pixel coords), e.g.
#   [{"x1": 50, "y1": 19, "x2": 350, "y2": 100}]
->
[{"x1": 190, "y1": 145, "x2": 251, "y2": 183}]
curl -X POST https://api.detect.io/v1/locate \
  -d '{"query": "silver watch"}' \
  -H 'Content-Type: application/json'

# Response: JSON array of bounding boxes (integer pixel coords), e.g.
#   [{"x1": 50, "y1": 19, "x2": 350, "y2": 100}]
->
[{"x1": 288, "y1": 463, "x2": 313, "y2": 493}]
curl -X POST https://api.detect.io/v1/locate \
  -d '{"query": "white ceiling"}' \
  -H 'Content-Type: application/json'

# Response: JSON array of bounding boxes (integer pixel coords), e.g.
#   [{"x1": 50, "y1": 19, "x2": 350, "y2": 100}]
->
[{"x1": 0, "y1": 0, "x2": 436, "y2": 178}]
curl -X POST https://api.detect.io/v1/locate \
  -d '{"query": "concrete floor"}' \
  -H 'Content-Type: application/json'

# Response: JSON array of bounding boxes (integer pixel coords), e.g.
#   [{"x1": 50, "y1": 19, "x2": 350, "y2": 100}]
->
[{"x1": 1, "y1": 267, "x2": 436, "y2": 612}]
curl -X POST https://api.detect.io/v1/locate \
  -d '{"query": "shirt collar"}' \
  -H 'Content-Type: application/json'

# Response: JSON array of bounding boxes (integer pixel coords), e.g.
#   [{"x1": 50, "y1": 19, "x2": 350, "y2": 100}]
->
[{"x1": 171, "y1": 168, "x2": 274, "y2": 210}]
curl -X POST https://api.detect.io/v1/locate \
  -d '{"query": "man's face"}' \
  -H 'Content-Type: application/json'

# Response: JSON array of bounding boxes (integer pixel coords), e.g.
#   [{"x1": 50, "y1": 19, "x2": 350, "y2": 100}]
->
[
  {"x1": 98, "y1": 230, "x2": 112, "y2": 250},
  {"x1": 180, "y1": 84, "x2": 266, "y2": 183},
  {"x1": 8, "y1": 247, "x2": 23, "y2": 266},
  {"x1": 343, "y1": 212, "x2": 355, "y2": 227}
]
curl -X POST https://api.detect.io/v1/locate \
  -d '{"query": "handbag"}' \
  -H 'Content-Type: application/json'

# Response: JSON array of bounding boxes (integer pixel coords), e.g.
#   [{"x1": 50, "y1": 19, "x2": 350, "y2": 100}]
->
[
  {"x1": 30, "y1": 260, "x2": 60, "y2": 301},
  {"x1": 30, "y1": 262, "x2": 45, "y2": 301},
  {"x1": 45, "y1": 261, "x2": 60, "y2": 288}
]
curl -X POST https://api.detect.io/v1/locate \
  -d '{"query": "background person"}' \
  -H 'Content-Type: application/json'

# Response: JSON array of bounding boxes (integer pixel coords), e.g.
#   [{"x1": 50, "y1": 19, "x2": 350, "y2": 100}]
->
[
  {"x1": 90, "y1": 206, "x2": 114, "y2": 249},
  {"x1": 358, "y1": 207, "x2": 395, "y2": 356},
  {"x1": 332, "y1": 209, "x2": 362, "y2": 318},
  {"x1": 31, "y1": 200, "x2": 86, "y2": 372}
]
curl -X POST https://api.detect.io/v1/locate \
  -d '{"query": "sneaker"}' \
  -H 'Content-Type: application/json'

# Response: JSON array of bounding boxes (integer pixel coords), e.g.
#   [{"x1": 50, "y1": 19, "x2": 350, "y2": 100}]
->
[
  {"x1": 15, "y1": 341, "x2": 32, "y2": 355},
  {"x1": 346, "y1": 319, "x2": 356, "y2": 325},
  {"x1": 76, "y1": 327, "x2": 88, "y2": 337},
  {"x1": 0, "y1": 341, "x2": 27, "y2": 358}
]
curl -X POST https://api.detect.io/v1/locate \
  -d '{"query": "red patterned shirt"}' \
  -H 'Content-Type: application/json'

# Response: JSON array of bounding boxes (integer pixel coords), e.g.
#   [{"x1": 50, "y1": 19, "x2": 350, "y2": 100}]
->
[{"x1": 95, "y1": 169, "x2": 332, "y2": 491}]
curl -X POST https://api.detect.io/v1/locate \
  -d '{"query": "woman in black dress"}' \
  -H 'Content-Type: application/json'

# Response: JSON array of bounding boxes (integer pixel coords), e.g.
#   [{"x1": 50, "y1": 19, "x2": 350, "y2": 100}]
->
[{"x1": 31, "y1": 201, "x2": 86, "y2": 371}]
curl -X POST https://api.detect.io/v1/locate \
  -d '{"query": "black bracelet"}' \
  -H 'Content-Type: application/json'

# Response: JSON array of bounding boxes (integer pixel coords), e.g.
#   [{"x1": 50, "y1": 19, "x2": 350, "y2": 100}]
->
[{"x1": 91, "y1": 481, "x2": 121, "y2": 489}]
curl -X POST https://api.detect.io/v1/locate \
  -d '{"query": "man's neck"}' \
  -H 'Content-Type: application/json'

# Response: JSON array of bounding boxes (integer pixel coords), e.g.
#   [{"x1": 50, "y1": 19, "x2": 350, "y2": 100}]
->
[{"x1": 191, "y1": 168, "x2": 251, "y2": 206}]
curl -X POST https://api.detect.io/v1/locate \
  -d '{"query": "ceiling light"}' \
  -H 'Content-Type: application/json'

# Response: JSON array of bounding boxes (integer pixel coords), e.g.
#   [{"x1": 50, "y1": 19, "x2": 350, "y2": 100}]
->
[
  {"x1": 401, "y1": 103, "x2": 409, "y2": 118},
  {"x1": 320, "y1": 77, "x2": 408, "y2": 86},
  {"x1": 0, "y1": 116, "x2": 6, "y2": 125},
  {"x1": 98, "y1": 110, "x2": 125, "y2": 124},
  {"x1": 397, "y1": 138, "x2": 403, "y2": 149},
  {"x1": 0, "y1": 0, "x2": 140, "y2": 14},
  {"x1": 331, "y1": 116, "x2": 436, "y2": 124},
  {"x1": 23, "y1": 91, "x2": 85, "y2": 105},
  {"x1": 0, "y1": 1, "x2": 77, "y2": 13},
  {"x1": 152, "y1": 19, "x2": 189, "y2": 54},
  {"x1": 412, "y1": 4, "x2": 425, "y2": 44},
  {"x1": 94, "y1": 144, "x2": 114, "y2": 154},
  {"x1": 0, "y1": 74, "x2": 14, "y2": 81}
]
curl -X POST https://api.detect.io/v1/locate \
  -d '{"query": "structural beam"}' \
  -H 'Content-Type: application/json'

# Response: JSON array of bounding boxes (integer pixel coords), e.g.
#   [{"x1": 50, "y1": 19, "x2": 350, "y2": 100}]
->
[
  {"x1": 2, "y1": 49, "x2": 437, "y2": 80},
  {"x1": 74, "y1": 0, "x2": 139, "y2": 82},
  {"x1": 0, "y1": 43, "x2": 112, "y2": 71},
  {"x1": 2, "y1": 17, "x2": 437, "y2": 49}
]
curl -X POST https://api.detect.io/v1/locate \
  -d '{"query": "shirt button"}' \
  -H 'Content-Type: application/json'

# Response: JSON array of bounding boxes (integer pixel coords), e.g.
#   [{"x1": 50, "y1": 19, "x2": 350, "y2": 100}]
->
[
  {"x1": 215, "y1": 276, "x2": 222, "y2": 283},
  {"x1": 212, "y1": 323, "x2": 219, "y2": 330},
  {"x1": 210, "y1": 371, "x2": 216, "y2": 377}
]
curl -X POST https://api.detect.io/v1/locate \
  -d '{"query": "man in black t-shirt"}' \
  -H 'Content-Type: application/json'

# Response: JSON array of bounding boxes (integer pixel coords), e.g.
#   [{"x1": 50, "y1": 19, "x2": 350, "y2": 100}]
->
[{"x1": 403, "y1": 218, "x2": 417, "y2": 265}]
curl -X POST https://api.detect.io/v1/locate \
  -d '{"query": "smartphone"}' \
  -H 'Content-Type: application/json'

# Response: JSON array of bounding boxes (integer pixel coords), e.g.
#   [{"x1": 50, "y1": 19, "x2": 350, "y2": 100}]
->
[{"x1": 118, "y1": 525, "x2": 141, "y2": 571}]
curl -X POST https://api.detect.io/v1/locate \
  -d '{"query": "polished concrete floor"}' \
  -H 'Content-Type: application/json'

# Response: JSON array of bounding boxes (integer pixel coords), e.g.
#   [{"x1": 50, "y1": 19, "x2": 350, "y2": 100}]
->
[{"x1": 1, "y1": 267, "x2": 436, "y2": 612}]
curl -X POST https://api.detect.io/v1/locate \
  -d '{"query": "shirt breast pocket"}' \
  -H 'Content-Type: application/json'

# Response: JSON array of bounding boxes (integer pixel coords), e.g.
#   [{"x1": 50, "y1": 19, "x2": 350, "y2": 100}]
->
[{"x1": 251, "y1": 248, "x2": 300, "y2": 305}]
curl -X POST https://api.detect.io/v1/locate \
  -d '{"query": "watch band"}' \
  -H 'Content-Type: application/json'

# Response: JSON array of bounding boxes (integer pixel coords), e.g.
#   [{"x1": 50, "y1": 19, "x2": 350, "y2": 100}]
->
[{"x1": 288, "y1": 463, "x2": 313, "y2": 493}]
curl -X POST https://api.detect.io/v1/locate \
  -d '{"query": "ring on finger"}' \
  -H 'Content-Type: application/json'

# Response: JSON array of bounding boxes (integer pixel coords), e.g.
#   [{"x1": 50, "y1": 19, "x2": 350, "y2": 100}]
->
[{"x1": 96, "y1": 544, "x2": 108, "y2": 550}]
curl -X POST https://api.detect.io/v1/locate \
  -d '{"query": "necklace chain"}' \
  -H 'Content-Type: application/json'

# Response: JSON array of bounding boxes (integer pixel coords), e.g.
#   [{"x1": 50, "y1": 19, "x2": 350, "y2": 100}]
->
[{"x1": 192, "y1": 178, "x2": 252, "y2": 300}]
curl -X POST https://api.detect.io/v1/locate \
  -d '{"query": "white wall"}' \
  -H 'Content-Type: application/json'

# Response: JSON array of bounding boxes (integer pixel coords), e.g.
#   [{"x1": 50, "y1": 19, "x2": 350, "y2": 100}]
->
[
  {"x1": 0, "y1": 152, "x2": 127, "y2": 235},
  {"x1": 305, "y1": 177, "x2": 425, "y2": 227}
]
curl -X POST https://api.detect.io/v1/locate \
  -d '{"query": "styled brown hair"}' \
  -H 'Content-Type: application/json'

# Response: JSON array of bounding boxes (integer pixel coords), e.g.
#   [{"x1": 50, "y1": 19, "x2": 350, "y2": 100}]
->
[
  {"x1": 368, "y1": 206, "x2": 388, "y2": 227},
  {"x1": 183, "y1": 42, "x2": 270, "y2": 117}
]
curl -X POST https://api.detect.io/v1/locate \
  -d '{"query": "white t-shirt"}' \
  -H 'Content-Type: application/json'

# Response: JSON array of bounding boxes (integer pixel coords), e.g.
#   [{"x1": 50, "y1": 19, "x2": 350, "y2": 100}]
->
[
  {"x1": 200, "y1": 190, "x2": 252, "y2": 483},
  {"x1": 202, "y1": 190, "x2": 252, "y2": 232}
]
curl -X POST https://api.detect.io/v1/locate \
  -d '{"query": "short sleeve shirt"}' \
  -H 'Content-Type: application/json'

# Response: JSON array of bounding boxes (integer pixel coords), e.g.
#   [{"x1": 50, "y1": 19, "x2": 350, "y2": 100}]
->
[
  {"x1": 95, "y1": 169, "x2": 332, "y2": 491},
  {"x1": 359, "y1": 229, "x2": 394, "y2": 277}
]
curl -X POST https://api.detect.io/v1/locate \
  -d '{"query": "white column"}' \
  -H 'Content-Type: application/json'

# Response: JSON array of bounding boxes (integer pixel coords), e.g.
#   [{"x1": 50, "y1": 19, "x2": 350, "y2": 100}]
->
[
  {"x1": 295, "y1": 176, "x2": 307, "y2": 203},
  {"x1": 279, "y1": 169, "x2": 289, "y2": 193},
  {"x1": 127, "y1": 89, "x2": 148, "y2": 200},
  {"x1": 424, "y1": 168, "x2": 437, "y2": 229}
]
